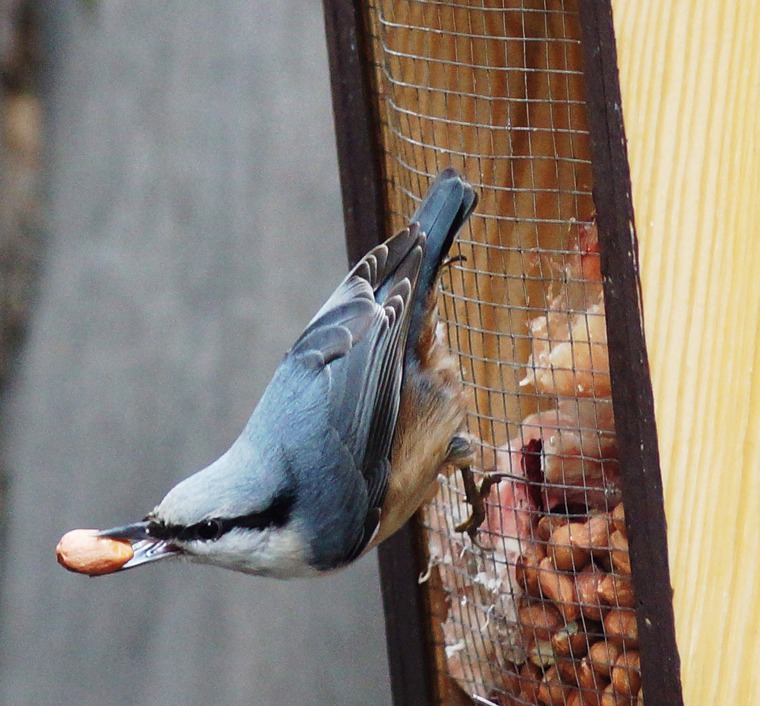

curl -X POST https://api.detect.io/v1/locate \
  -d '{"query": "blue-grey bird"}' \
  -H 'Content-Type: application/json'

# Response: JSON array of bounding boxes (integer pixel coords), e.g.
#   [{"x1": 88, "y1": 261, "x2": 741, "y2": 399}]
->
[{"x1": 98, "y1": 168, "x2": 477, "y2": 577}]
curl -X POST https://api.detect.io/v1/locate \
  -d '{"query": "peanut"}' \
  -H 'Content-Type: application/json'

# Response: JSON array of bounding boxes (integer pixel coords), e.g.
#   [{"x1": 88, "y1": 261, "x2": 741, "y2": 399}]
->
[
  {"x1": 611, "y1": 502, "x2": 626, "y2": 537},
  {"x1": 576, "y1": 565, "x2": 607, "y2": 621},
  {"x1": 597, "y1": 573, "x2": 636, "y2": 609},
  {"x1": 537, "y1": 514, "x2": 569, "y2": 543},
  {"x1": 578, "y1": 689, "x2": 606, "y2": 706},
  {"x1": 604, "y1": 608, "x2": 639, "y2": 648},
  {"x1": 577, "y1": 656, "x2": 607, "y2": 694},
  {"x1": 588, "y1": 640, "x2": 623, "y2": 677},
  {"x1": 552, "y1": 621, "x2": 589, "y2": 658},
  {"x1": 610, "y1": 530, "x2": 631, "y2": 576},
  {"x1": 537, "y1": 665, "x2": 569, "y2": 706},
  {"x1": 516, "y1": 542, "x2": 546, "y2": 598},
  {"x1": 555, "y1": 655, "x2": 582, "y2": 685},
  {"x1": 612, "y1": 651, "x2": 641, "y2": 695},
  {"x1": 519, "y1": 602, "x2": 563, "y2": 646},
  {"x1": 538, "y1": 556, "x2": 581, "y2": 621},
  {"x1": 600, "y1": 682, "x2": 633, "y2": 705},
  {"x1": 574, "y1": 514, "x2": 612, "y2": 554},
  {"x1": 56, "y1": 529, "x2": 133, "y2": 576},
  {"x1": 548, "y1": 522, "x2": 592, "y2": 571},
  {"x1": 499, "y1": 667, "x2": 522, "y2": 697},
  {"x1": 519, "y1": 661, "x2": 542, "y2": 703}
]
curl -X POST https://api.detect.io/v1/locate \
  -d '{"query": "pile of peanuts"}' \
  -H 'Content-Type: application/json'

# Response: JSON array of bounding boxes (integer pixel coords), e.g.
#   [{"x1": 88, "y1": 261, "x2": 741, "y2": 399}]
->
[{"x1": 496, "y1": 502, "x2": 642, "y2": 705}]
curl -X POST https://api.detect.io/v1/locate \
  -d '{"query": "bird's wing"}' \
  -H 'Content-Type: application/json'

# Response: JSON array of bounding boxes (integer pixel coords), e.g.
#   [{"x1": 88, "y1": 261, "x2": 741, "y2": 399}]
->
[{"x1": 287, "y1": 226, "x2": 425, "y2": 557}]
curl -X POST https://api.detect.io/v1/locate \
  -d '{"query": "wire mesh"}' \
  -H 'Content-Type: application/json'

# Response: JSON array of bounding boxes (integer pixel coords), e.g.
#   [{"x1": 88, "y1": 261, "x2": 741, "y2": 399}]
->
[{"x1": 365, "y1": 1, "x2": 639, "y2": 704}]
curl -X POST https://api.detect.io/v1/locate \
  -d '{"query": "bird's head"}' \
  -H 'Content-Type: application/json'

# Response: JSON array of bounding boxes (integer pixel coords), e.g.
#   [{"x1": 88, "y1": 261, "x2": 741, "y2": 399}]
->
[{"x1": 99, "y1": 442, "x2": 318, "y2": 579}]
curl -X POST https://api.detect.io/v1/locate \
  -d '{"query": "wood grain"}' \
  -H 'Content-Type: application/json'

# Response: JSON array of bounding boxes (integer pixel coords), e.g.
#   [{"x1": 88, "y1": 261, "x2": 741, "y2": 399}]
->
[
  {"x1": 611, "y1": 2, "x2": 760, "y2": 702},
  {"x1": 365, "y1": 3, "x2": 601, "y2": 704}
]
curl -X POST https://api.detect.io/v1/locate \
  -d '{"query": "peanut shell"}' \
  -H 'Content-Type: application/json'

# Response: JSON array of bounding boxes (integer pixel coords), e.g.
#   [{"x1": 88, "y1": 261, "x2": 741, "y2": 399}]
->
[{"x1": 529, "y1": 640, "x2": 556, "y2": 668}]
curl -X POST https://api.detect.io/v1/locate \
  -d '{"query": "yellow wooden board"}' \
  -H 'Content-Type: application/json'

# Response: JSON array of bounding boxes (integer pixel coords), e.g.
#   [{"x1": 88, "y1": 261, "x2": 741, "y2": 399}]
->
[{"x1": 611, "y1": 2, "x2": 760, "y2": 702}]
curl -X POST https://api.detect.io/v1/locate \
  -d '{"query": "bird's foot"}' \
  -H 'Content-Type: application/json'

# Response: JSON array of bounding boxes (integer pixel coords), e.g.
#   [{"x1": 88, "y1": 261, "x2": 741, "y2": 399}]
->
[
  {"x1": 454, "y1": 465, "x2": 505, "y2": 545},
  {"x1": 445, "y1": 434, "x2": 474, "y2": 466}
]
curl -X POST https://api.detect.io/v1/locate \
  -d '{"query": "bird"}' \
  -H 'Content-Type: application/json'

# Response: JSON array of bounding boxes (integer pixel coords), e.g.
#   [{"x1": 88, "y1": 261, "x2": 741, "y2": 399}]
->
[{"x1": 98, "y1": 168, "x2": 478, "y2": 578}]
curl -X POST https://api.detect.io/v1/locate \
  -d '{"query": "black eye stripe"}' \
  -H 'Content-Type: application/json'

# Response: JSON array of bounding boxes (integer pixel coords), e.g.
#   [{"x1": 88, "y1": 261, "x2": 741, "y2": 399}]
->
[
  {"x1": 147, "y1": 488, "x2": 296, "y2": 543},
  {"x1": 181, "y1": 519, "x2": 222, "y2": 542},
  {"x1": 231, "y1": 488, "x2": 296, "y2": 532}
]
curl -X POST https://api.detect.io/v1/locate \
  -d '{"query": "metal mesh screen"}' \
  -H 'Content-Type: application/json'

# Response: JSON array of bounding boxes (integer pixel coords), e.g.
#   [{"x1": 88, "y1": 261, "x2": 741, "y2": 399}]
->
[{"x1": 366, "y1": 1, "x2": 639, "y2": 704}]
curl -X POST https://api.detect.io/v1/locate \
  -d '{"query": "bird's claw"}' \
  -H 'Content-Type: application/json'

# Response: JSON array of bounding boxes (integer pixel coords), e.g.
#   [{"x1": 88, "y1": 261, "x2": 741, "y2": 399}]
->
[
  {"x1": 442, "y1": 253, "x2": 467, "y2": 270},
  {"x1": 455, "y1": 465, "x2": 505, "y2": 545}
]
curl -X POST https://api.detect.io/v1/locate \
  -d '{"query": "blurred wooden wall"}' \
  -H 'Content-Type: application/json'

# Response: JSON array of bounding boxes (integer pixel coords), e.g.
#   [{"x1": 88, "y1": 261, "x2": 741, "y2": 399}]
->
[
  {"x1": 611, "y1": 2, "x2": 760, "y2": 703},
  {"x1": 0, "y1": 3, "x2": 391, "y2": 705}
]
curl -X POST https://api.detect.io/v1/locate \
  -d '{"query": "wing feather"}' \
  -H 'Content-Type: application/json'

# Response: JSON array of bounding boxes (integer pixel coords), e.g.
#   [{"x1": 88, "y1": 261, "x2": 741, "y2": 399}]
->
[{"x1": 284, "y1": 226, "x2": 425, "y2": 560}]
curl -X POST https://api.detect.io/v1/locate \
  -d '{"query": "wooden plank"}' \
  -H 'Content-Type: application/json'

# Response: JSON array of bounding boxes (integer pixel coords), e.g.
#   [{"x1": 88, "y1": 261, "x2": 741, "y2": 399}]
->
[
  {"x1": 321, "y1": 0, "x2": 386, "y2": 266},
  {"x1": 610, "y1": 1, "x2": 760, "y2": 702},
  {"x1": 376, "y1": 522, "x2": 437, "y2": 706},
  {"x1": 0, "y1": 3, "x2": 391, "y2": 705}
]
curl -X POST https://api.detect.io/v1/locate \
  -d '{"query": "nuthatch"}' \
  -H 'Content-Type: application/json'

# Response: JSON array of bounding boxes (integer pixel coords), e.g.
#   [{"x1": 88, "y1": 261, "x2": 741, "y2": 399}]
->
[{"x1": 99, "y1": 168, "x2": 478, "y2": 577}]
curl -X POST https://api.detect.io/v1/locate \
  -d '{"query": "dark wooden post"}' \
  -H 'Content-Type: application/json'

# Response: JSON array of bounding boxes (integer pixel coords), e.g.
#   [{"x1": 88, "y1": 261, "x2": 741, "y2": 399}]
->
[
  {"x1": 322, "y1": 2, "x2": 436, "y2": 705},
  {"x1": 323, "y1": 2, "x2": 684, "y2": 704},
  {"x1": 578, "y1": 2, "x2": 684, "y2": 704}
]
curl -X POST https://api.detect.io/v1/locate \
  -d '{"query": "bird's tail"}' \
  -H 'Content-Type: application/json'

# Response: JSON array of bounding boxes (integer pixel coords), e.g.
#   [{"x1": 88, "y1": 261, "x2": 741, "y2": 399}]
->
[{"x1": 406, "y1": 168, "x2": 478, "y2": 354}]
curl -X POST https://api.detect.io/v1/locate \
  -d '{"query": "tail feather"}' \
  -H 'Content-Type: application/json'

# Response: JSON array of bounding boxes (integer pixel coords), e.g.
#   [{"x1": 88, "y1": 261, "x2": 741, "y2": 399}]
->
[
  {"x1": 411, "y1": 168, "x2": 477, "y2": 294},
  {"x1": 406, "y1": 168, "x2": 477, "y2": 357}
]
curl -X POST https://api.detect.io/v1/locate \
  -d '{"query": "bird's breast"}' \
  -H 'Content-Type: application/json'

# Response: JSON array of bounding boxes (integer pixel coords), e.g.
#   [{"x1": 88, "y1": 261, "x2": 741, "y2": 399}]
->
[{"x1": 370, "y1": 324, "x2": 469, "y2": 549}]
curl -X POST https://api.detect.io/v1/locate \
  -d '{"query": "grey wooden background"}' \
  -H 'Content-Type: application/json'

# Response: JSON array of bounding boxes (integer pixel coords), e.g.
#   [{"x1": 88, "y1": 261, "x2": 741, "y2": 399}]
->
[{"x1": 0, "y1": 2, "x2": 392, "y2": 705}]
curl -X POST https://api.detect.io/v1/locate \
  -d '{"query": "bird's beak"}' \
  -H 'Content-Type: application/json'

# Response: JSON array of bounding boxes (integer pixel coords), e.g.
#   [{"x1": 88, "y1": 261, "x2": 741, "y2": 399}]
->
[{"x1": 98, "y1": 521, "x2": 181, "y2": 571}]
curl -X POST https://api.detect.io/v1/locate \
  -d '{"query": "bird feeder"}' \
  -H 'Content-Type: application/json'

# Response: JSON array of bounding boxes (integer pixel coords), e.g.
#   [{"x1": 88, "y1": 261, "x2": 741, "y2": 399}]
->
[{"x1": 323, "y1": 1, "x2": 759, "y2": 704}]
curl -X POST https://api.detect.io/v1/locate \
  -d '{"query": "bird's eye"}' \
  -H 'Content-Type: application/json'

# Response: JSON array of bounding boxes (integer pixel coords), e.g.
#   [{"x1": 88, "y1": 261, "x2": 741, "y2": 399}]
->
[{"x1": 195, "y1": 519, "x2": 223, "y2": 541}]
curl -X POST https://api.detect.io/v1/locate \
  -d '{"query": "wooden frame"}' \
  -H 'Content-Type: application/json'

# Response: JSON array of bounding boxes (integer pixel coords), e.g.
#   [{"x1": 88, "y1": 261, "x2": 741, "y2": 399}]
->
[
  {"x1": 322, "y1": 1, "x2": 435, "y2": 704},
  {"x1": 577, "y1": 3, "x2": 683, "y2": 704},
  {"x1": 323, "y1": 1, "x2": 683, "y2": 704}
]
